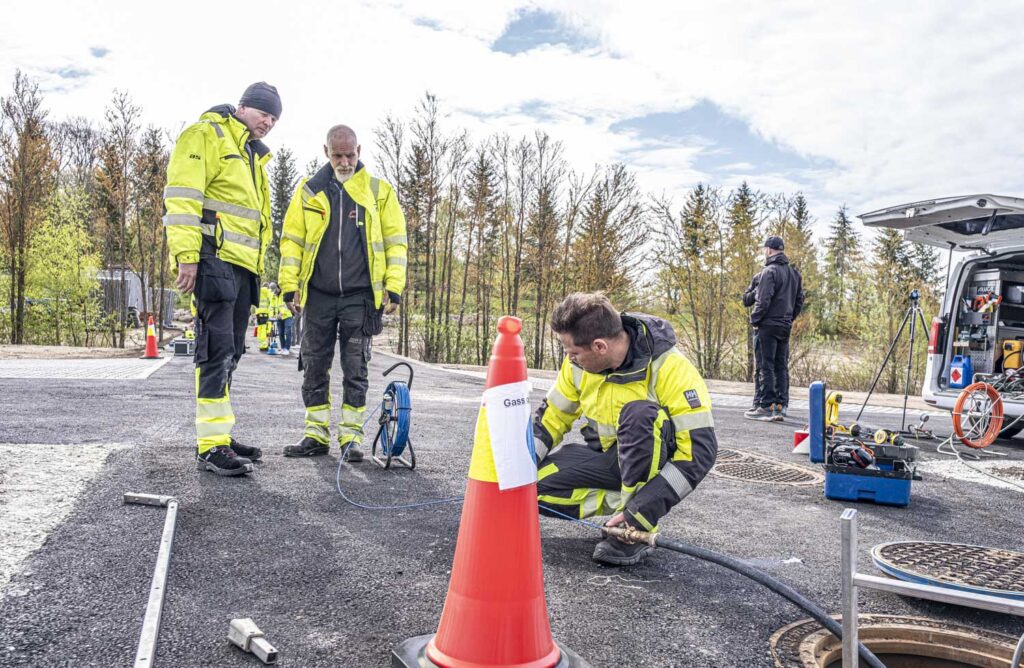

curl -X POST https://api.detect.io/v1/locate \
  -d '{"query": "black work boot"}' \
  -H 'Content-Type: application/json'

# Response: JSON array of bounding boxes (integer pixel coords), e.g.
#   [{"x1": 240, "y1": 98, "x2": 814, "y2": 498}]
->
[
  {"x1": 342, "y1": 443, "x2": 364, "y2": 463},
  {"x1": 283, "y1": 437, "x2": 329, "y2": 458},
  {"x1": 592, "y1": 536, "x2": 654, "y2": 566},
  {"x1": 196, "y1": 446, "x2": 253, "y2": 476},
  {"x1": 229, "y1": 437, "x2": 262, "y2": 461}
]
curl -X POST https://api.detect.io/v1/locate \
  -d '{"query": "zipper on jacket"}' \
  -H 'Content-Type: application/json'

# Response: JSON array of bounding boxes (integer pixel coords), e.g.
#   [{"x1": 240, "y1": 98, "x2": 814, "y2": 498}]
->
[{"x1": 337, "y1": 182, "x2": 344, "y2": 295}]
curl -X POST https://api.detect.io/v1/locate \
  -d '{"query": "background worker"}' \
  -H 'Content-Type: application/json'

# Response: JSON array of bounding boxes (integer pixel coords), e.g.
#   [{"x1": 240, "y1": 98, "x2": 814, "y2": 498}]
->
[
  {"x1": 272, "y1": 282, "x2": 293, "y2": 356},
  {"x1": 256, "y1": 281, "x2": 272, "y2": 351},
  {"x1": 163, "y1": 81, "x2": 281, "y2": 476},
  {"x1": 743, "y1": 271, "x2": 766, "y2": 420},
  {"x1": 748, "y1": 235, "x2": 804, "y2": 422},
  {"x1": 278, "y1": 124, "x2": 407, "y2": 462},
  {"x1": 533, "y1": 293, "x2": 719, "y2": 566}
]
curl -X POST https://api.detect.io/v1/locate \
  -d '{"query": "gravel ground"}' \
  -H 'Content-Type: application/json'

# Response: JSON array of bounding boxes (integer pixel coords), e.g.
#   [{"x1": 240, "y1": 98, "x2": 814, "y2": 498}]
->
[{"x1": 0, "y1": 339, "x2": 1022, "y2": 667}]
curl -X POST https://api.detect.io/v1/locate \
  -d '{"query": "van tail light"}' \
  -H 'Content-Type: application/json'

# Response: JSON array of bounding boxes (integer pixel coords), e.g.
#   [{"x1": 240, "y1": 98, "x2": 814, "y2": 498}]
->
[{"x1": 928, "y1": 317, "x2": 942, "y2": 354}]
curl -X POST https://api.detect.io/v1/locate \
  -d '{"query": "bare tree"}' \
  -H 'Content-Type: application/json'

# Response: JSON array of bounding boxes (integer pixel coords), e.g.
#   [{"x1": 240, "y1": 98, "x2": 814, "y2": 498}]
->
[
  {"x1": 132, "y1": 126, "x2": 167, "y2": 337},
  {"x1": 525, "y1": 131, "x2": 565, "y2": 367},
  {"x1": 96, "y1": 90, "x2": 140, "y2": 347},
  {"x1": 0, "y1": 70, "x2": 57, "y2": 343}
]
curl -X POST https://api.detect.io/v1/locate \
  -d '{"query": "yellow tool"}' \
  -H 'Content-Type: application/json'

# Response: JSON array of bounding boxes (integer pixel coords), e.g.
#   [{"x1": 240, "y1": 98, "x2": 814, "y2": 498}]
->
[
  {"x1": 1004, "y1": 340, "x2": 1023, "y2": 370},
  {"x1": 825, "y1": 392, "x2": 847, "y2": 433}
]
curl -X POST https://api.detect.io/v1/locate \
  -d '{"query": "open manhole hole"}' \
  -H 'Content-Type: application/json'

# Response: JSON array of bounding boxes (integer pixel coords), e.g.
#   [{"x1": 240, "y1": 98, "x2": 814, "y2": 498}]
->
[
  {"x1": 711, "y1": 460, "x2": 824, "y2": 486},
  {"x1": 770, "y1": 614, "x2": 1020, "y2": 667},
  {"x1": 872, "y1": 541, "x2": 1024, "y2": 600}
]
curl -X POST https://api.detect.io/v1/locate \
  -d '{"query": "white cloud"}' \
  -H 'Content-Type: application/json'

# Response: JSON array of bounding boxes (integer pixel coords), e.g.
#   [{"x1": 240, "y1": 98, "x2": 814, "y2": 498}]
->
[{"x1": 1, "y1": 0, "x2": 1021, "y2": 244}]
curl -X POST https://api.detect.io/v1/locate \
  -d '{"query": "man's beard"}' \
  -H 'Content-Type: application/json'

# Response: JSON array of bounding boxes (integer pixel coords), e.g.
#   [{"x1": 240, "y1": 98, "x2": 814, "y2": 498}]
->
[{"x1": 334, "y1": 167, "x2": 354, "y2": 183}]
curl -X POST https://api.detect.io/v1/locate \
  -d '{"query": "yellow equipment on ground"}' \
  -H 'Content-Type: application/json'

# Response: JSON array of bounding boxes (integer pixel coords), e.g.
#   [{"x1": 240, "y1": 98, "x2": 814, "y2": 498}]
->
[{"x1": 826, "y1": 391, "x2": 847, "y2": 433}]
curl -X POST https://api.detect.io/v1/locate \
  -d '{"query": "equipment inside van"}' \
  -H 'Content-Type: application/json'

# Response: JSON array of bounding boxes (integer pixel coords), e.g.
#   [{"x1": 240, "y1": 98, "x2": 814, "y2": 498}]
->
[{"x1": 860, "y1": 194, "x2": 1024, "y2": 439}]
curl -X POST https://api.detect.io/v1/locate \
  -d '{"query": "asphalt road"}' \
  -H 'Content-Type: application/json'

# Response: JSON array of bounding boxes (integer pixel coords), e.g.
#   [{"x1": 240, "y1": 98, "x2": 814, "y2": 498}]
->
[{"x1": 1, "y1": 342, "x2": 1022, "y2": 667}]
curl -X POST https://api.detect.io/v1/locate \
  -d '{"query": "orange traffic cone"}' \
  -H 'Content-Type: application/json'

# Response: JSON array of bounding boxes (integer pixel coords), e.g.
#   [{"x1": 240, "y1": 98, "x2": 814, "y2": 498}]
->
[
  {"x1": 142, "y1": 315, "x2": 161, "y2": 359},
  {"x1": 392, "y1": 316, "x2": 589, "y2": 668}
]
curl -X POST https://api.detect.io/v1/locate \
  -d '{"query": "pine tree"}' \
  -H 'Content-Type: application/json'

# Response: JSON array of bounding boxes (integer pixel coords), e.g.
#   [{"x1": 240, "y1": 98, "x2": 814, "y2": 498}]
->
[
  {"x1": 265, "y1": 146, "x2": 298, "y2": 283},
  {"x1": 723, "y1": 181, "x2": 763, "y2": 380},
  {"x1": 822, "y1": 204, "x2": 862, "y2": 334},
  {"x1": 655, "y1": 184, "x2": 729, "y2": 377},
  {"x1": 786, "y1": 193, "x2": 821, "y2": 324}
]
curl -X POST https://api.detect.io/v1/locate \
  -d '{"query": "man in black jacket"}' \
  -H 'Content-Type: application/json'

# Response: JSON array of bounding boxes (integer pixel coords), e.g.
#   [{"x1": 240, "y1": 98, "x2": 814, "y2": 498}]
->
[{"x1": 745, "y1": 236, "x2": 803, "y2": 422}]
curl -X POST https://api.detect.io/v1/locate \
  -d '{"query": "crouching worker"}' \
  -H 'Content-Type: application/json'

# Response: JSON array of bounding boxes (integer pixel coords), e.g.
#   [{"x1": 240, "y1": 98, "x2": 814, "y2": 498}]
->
[{"x1": 533, "y1": 293, "x2": 718, "y2": 566}]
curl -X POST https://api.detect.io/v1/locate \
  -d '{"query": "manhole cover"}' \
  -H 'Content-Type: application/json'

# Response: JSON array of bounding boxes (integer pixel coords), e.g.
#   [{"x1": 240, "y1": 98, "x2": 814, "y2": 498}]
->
[
  {"x1": 872, "y1": 541, "x2": 1024, "y2": 600},
  {"x1": 770, "y1": 614, "x2": 1019, "y2": 667},
  {"x1": 716, "y1": 448, "x2": 749, "y2": 462},
  {"x1": 990, "y1": 465, "x2": 1024, "y2": 481},
  {"x1": 711, "y1": 460, "x2": 823, "y2": 486}
]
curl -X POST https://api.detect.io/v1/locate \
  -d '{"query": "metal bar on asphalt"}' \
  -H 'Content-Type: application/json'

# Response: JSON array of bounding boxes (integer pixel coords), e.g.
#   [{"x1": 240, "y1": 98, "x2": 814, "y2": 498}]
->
[
  {"x1": 840, "y1": 508, "x2": 858, "y2": 668},
  {"x1": 852, "y1": 574, "x2": 1024, "y2": 617},
  {"x1": 124, "y1": 493, "x2": 176, "y2": 508},
  {"x1": 127, "y1": 495, "x2": 179, "y2": 668}
]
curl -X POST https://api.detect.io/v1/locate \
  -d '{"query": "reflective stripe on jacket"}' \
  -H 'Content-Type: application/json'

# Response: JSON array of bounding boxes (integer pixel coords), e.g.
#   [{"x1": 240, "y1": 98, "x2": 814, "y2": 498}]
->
[
  {"x1": 277, "y1": 164, "x2": 407, "y2": 308},
  {"x1": 163, "y1": 106, "x2": 273, "y2": 274}
]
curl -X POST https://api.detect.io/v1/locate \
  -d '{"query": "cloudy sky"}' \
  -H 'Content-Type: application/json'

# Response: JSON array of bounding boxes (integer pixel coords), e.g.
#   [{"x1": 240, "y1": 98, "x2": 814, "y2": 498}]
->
[{"x1": 3, "y1": 0, "x2": 1022, "y2": 238}]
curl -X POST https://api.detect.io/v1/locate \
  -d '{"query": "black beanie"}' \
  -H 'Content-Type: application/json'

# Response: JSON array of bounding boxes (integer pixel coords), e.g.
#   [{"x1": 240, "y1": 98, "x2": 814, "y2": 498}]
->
[{"x1": 239, "y1": 82, "x2": 282, "y2": 119}]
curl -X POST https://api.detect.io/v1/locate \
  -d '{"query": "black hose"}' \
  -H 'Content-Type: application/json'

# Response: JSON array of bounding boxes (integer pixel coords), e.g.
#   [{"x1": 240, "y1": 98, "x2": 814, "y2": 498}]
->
[{"x1": 655, "y1": 537, "x2": 886, "y2": 668}]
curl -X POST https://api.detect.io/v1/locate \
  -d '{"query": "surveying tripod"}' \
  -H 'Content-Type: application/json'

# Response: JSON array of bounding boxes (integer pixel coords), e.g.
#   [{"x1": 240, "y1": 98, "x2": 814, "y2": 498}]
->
[{"x1": 855, "y1": 289, "x2": 930, "y2": 433}]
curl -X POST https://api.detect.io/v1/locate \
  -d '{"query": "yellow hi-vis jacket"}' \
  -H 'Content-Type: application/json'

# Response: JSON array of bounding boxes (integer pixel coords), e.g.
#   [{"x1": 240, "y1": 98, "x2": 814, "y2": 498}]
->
[
  {"x1": 534, "y1": 314, "x2": 717, "y2": 528},
  {"x1": 163, "y1": 106, "x2": 273, "y2": 274},
  {"x1": 257, "y1": 286, "x2": 271, "y2": 316},
  {"x1": 272, "y1": 293, "x2": 293, "y2": 320},
  {"x1": 277, "y1": 166, "x2": 407, "y2": 309}
]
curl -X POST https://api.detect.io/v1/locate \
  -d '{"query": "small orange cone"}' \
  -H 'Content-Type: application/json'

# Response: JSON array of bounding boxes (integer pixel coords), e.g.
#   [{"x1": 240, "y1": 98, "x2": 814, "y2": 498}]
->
[
  {"x1": 142, "y1": 315, "x2": 161, "y2": 359},
  {"x1": 392, "y1": 316, "x2": 589, "y2": 668}
]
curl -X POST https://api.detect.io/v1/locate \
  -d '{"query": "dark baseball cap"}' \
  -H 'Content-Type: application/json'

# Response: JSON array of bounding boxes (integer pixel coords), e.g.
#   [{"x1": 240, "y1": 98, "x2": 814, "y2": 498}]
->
[{"x1": 763, "y1": 235, "x2": 784, "y2": 251}]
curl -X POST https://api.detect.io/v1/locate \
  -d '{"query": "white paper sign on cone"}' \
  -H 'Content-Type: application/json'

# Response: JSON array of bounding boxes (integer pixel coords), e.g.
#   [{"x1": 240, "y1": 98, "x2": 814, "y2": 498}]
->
[{"x1": 482, "y1": 380, "x2": 537, "y2": 490}]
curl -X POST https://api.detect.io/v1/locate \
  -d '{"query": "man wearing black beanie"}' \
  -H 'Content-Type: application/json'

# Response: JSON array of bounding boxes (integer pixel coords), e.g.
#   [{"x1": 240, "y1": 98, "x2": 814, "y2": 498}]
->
[{"x1": 163, "y1": 81, "x2": 282, "y2": 476}]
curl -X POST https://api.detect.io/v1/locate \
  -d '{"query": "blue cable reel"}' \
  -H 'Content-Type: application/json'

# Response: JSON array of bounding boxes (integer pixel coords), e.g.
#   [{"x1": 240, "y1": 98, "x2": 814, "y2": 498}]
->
[{"x1": 371, "y1": 362, "x2": 415, "y2": 470}]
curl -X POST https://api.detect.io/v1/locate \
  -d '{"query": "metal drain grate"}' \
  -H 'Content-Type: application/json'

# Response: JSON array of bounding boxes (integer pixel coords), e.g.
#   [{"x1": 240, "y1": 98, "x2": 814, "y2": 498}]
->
[
  {"x1": 872, "y1": 541, "x2": 1024, "y2": 599},
  {"x1": 711, "y1": 460, "x2": 823, "y2": 486},
  {"x1": 715, "y1": 448, "x2": 748, "y2": 462}
]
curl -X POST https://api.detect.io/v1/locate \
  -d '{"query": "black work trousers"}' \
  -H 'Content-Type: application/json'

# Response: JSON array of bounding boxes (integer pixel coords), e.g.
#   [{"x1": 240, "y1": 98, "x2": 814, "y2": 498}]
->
[
  {"x1": 755, "y1": 324, "x2": 791, "y2": 408},
  {"x1": 299, "y1": 288, "x2": 374, "y2": 445},
  {"x1": 752, "y1": 328, "x2": 765, "y2": 408},
  {"x1": 193, "y1": 256, "x2": 257, "y2": 452}
]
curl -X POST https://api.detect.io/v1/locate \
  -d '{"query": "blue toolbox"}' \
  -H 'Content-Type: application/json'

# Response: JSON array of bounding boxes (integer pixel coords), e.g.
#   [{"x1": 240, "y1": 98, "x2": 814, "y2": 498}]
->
[
  {"x1": 824, "y1": 435, "x2": 918, "y2": 507},
  {"x1": 824, "y1": 465, "x2": 913, "y2": 506}
]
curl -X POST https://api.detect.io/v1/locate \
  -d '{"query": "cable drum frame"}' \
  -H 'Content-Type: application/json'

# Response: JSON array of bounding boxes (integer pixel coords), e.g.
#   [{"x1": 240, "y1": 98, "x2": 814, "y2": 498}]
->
[
  {"x1": 371, "y1": 362, "x2": 416, "y2": 470},
  {"x1": 952, "y1": 368, "x2": 1024, "y2": 448}
]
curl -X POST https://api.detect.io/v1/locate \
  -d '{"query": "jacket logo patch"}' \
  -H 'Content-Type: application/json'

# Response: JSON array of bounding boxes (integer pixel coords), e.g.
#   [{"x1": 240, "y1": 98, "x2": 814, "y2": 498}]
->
[
  {"x1": 188, "y1": 153, "x2": 201, "y2": 160},
  {"x1": 684, "y1": 389, "x2": 701, "y2": 408}
]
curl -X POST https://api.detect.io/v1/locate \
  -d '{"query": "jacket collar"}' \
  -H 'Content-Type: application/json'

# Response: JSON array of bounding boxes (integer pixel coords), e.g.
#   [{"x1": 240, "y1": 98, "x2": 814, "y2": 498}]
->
[
  {"x1": 307, "y1": 161, "x2": 369, "y2": 198},
  {"x1": 200, "y1": 104, "x2": 271, "y2": 158},
  {"x1": 601, "y1": 315, "x2": 653, "y2": 384}
]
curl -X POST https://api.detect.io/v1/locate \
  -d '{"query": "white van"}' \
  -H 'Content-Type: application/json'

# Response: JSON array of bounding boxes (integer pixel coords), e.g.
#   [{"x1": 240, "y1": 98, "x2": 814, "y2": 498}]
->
[{"x1": 859, "y1": 195, "x2": 1024, "y2": 438}]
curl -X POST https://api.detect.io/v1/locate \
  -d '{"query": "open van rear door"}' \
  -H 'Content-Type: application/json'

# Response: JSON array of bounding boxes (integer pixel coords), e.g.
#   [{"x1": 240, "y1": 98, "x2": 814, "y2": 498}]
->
[{"x1": 859, "y1": 194, "x2": 1024, "y2": 251}]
